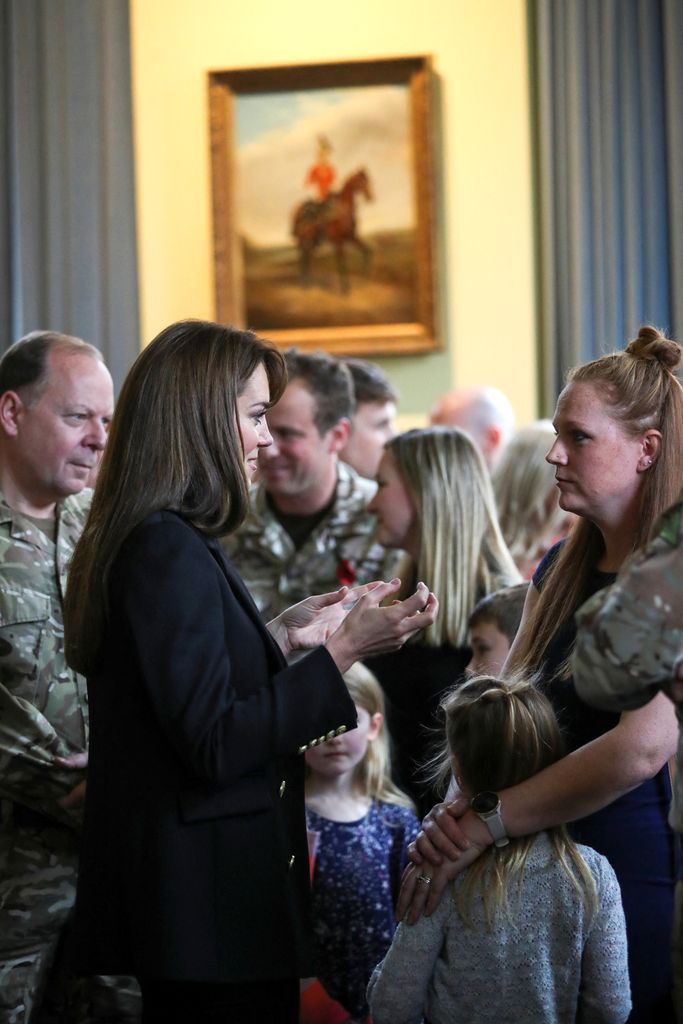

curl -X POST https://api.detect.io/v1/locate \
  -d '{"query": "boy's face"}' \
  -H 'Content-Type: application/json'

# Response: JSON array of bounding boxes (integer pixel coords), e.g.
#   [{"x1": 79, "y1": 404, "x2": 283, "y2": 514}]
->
[{"x1": 466, "y1": 618, "x2": 511, "y2": 677}]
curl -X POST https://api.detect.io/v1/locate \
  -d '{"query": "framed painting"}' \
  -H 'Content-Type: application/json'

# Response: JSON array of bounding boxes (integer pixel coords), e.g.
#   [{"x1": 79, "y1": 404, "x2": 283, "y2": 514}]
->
[{"x1": 208, "y1": 56, "x2": 439, "y2": 356}]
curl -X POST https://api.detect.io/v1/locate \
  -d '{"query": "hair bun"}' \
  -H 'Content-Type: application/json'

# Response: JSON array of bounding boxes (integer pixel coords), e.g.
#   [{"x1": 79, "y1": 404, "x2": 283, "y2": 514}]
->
[
  {"x1": 625, "y1": 326, "x2": 682, "y2": 372},
  {"x1": 479, "y1": 682, "x2": 511, "y2": 703}
]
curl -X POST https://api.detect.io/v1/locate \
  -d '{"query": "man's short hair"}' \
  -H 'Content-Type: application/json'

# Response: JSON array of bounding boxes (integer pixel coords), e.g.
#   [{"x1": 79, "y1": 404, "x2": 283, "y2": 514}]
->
[
  {"x1": 344, "y1": 358, "x2": 398, "y2": 407},
  {"x1": 0, "y1": 331, "x2": 102, "y2": 404},
  {"x1": 468, "y1": 583, "x2": 528, "y2": 644},
  {"x1": 284, "y1": 348, "x2": 353, "y2": 434}
]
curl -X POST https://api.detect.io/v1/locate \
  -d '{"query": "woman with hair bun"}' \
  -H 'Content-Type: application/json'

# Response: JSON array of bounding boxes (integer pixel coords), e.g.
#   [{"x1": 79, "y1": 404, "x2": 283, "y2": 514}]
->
[{"x1": 403, "y1": 327, "x2": 683, "y2": 1024}]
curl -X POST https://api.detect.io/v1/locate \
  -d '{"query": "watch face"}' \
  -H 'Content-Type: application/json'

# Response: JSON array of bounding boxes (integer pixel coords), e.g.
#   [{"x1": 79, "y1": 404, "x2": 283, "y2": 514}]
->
[{"x1": 471, "y1": 791, "x2": 499, "y2": 814}]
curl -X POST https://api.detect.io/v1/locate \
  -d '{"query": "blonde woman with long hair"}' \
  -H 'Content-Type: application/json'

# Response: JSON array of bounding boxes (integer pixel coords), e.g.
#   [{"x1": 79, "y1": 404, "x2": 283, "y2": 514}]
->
[
  {"x1": 368, "y1": 676, "x2": 630, "y2": 1024},
  {"x1": 365, "y1": 427, "x2": 520, "y2": 815},
  {"x1": 493, "y1": 420, "x2": 574, "y2": 577},
  {"x1": 303, "y1": 662, "x2": 418, "y2": 1024},
  {"x1": 402, "y1": 327, "x2": 683, "y2": 1024}
]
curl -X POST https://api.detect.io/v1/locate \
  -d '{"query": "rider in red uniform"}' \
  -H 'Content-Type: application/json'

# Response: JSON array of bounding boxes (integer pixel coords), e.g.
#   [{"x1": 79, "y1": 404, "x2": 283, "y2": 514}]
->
[{"x1": 306, "y1": 135, "x2": 336, "y2": 201}]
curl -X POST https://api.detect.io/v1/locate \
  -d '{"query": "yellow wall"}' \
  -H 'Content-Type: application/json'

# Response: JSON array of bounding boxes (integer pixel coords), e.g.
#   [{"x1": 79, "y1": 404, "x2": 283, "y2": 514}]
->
[{"x1": 130, "y1": 0, "x2": 537, "y2": 423}]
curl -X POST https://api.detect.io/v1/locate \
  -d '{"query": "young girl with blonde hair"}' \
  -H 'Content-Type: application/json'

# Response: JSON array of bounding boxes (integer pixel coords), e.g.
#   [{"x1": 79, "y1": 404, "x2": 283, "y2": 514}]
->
[
  {"x1": 368, "y1": 676, "x2": 630, "y2": 1024},
  {"x1": 303, "y1": 662, "x2": 419, "y2": 1024}
]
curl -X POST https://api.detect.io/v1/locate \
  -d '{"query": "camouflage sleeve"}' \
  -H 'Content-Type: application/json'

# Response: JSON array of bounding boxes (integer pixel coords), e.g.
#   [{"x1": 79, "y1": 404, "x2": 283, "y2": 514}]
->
[
  {"x1": 0, "y1": 684, "x2": 83, "y2": 829},
  {"x1": 573, "y1": 503, "x2": 683, "y2": 712}
]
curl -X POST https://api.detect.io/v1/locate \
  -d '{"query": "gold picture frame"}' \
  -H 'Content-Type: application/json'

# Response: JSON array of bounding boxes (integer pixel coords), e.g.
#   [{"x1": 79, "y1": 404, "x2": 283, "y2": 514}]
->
[{"x1": 208, "y1": 56, "x2": 438, "y2": 356}]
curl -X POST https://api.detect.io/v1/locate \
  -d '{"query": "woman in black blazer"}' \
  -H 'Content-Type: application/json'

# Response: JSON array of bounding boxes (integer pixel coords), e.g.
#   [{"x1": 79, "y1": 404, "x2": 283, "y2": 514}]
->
[{"x1": 64, "y1": 320, "x2": 436, "y2": 1024}]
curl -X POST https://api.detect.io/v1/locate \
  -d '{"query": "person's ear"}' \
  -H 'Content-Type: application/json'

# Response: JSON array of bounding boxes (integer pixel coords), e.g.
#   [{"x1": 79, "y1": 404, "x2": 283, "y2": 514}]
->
[
  {"x1": 0, "y1": 391, "x2": 25, "y2": 439},
  {"x1": 326, "y1": 418, "x2": 351, "y2": 454},
  {"x1": 366, "y1": 711, "x2": 383, "y2": 742},
  {"x1": 637, "y1": 429, "x2": 662, "y2": 472},
  {"x1": 482, "y1": 424, "x2": 502, "y2": 461}
]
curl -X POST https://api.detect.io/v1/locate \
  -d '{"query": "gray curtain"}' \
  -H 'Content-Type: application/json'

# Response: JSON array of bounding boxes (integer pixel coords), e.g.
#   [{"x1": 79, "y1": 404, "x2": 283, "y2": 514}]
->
[
  {"x1": 0, "y1": 0, "x2": 139, "y2": 387},
  {"x1": 529, "y1": 0, "x2": 683, "y2": 411}
]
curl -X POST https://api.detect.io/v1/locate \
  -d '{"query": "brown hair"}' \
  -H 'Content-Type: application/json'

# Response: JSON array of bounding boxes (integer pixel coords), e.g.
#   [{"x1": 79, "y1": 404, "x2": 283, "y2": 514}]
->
[
  {"x1": 65, "y1": 320, "x2": 285, "y2": 675},
  {"x1": 344, "y1": 357, "x2": 398, "y2": 406},
  {"x1": 507, "y1": 325, "x2": 683, "y2": 677},
  {"x1": 284, "y1": 348, "x2": 353, "y2": 434},
  {"x1": 438, "y1": 676, "x2": 597, "y2": 926},
  {"x1": 468, "y1": 583, "x2": 528, "y2": 645}
]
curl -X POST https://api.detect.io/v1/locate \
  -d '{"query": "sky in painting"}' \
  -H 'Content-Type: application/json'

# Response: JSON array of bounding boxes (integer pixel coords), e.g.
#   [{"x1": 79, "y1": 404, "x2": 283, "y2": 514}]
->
[{"x1": 234, "y1": 84, "x2": 415, "y2": 247}]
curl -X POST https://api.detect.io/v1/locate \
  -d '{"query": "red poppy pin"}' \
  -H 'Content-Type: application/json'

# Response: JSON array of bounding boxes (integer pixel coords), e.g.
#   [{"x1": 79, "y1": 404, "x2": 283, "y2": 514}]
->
[{"x1": 336, "y1": 558, "x2": 356, "y2": 587}]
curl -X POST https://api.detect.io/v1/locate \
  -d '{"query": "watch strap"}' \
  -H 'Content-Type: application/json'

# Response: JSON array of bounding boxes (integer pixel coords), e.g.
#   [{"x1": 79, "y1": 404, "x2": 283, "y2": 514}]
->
[
  {"x1": 481, "y1": 808, "x2": 509, "y2": 847},
  {"x1": 471, "y1": 793, "x2": 509, "y2": 848}
]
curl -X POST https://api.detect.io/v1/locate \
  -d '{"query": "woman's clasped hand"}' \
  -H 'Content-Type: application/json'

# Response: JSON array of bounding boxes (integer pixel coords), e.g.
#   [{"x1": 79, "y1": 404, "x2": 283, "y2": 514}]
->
[{"x1": 268, "y1": 579, "x2": 437, "y2": 668}]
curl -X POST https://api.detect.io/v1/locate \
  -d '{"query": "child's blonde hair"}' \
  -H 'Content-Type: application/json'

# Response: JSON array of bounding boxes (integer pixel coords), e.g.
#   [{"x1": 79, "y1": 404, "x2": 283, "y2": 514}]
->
[
  {"x1": 343, "y1": 662, "x2": 414, "y2": 811},
  {"x1": 438, "y1": 675, "x2": 597, "y2": 926}
]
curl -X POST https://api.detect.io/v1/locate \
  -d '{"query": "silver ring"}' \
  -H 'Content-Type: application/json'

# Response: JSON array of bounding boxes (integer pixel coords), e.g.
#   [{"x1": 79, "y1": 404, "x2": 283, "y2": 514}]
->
[{"x1": 416, "y1": 873, "x2": 432, "y2": 886}]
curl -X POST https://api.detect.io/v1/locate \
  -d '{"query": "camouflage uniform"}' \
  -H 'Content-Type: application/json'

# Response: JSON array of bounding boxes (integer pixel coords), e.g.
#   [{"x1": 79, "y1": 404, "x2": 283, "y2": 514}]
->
[
  {"x1": 0, "y1": 491, "x2": 140, "y2": 1024},
  {"x1": 222, "y1": 461, "x2": 397, "y2": 620},
  {"x1": 572, "y1": 487, "x2": 683, "y2": 1022}
]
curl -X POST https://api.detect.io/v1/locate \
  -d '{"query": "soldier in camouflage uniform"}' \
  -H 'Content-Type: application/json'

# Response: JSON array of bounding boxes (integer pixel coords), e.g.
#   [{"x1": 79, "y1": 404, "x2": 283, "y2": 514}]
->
[
  {"x1": 572, "y1": 489, "x2": 683, "y2": 1022},
  {"x1": 222, "y1": 348, "x2": 396, "y2": 620},
  {"x1": 0, "y1": 332, "x2": 139, "y2": 1023}
]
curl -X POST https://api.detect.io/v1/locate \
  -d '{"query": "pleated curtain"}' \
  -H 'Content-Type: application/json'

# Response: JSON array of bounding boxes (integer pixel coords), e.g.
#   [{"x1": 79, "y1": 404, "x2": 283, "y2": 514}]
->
[
  {"x1": 528, "y1": 0, "x2": 683, "y2": 410},
  {"x1": 0, "y1": 0, "x2": 139, "y2": 387}
]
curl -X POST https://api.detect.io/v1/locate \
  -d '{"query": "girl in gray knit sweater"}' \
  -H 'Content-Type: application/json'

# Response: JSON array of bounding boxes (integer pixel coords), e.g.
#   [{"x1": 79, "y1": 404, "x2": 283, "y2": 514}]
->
[{"x1": 367, "y1": 676, "x2": 631, "y2": 1024}]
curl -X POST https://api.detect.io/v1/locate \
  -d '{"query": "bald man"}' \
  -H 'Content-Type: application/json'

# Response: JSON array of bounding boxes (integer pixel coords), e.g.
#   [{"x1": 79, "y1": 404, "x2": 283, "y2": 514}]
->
[
  {"x1": 429, "y1": 386, "x2": 515, "y2": 470},
  {"x1": 0, "y1": 331, "x2": 139, "y2": 1023}
]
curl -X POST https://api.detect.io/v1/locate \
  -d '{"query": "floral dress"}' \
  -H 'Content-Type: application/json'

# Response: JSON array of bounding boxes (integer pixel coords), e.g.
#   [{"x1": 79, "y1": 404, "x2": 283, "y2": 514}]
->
[{"x1": 305, "y1": 801, "x2": 419, "y2": 1020}]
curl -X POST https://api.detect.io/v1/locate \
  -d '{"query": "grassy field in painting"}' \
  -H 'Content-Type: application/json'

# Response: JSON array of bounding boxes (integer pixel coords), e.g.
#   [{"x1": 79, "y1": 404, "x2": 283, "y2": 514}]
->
[{"x1": 243, "y1": 229, "x2": 417, "y2": 329}]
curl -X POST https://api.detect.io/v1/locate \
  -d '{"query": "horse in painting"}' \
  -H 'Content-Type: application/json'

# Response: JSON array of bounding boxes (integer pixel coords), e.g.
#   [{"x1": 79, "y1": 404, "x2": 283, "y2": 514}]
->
[{"x1": 291, "y1": 168, "x2": 373, "y2": 292}]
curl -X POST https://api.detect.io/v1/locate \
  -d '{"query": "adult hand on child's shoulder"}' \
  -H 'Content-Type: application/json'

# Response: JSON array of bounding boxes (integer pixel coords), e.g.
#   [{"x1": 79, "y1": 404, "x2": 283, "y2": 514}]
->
[
  {"x1": 396, "y1": 796, "x2": 489, "y2": 922},
  {"x1": 409, "y1": 795, "x2": 474, "y2": 865}
]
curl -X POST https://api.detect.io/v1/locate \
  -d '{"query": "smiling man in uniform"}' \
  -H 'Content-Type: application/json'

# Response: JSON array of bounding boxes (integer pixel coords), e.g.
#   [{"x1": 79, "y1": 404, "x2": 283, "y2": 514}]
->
[{"x1": 223, "y1": 348, "x2": 394, "y2": 620}]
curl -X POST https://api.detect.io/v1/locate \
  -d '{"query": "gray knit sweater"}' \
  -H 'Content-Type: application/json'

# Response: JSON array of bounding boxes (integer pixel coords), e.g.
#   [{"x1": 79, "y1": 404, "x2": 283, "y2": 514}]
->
[{"x1": 367, "y1": 833, "x2": 631, "y2": 1024}]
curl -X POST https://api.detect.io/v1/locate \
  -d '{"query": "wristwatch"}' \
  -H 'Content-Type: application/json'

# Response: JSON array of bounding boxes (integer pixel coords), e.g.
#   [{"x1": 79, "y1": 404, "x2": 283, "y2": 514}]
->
[{"x1": 470, "y1": 791, "x2": 509, "y2": 847}]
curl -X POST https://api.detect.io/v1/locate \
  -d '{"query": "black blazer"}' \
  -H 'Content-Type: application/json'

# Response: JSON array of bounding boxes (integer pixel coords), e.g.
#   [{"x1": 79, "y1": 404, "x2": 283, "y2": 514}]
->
[{"x1": 73, "y1": 511, "x2": 356, "y2": 983}]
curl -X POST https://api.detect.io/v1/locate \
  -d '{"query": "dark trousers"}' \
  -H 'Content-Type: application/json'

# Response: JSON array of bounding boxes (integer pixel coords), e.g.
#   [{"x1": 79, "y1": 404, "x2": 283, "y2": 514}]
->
[{"x1": 138, "y1": 977, "x2": 299, "y2": 1024}]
